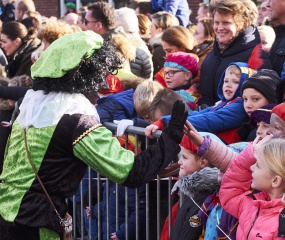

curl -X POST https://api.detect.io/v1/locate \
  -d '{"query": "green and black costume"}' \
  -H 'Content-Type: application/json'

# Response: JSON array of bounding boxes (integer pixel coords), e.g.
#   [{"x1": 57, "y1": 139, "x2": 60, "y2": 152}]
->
[{"x1": 0, "y1": 31, "x2": 187, "y2": 240}]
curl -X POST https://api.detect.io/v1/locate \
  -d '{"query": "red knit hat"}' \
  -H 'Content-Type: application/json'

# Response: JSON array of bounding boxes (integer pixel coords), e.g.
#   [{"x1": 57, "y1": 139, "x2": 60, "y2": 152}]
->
[
  {"x1": 164, "y1": 52, "x2": 198, "y2": 78},
  {"x1": 180, "y1": 134, "x2": 199, "y2": 155},
  {"x1": 99, "y1": 75, "x2": 124, "y2": 94},
  {"x1": 271, "y1": 103, "x2": 285, "y2": 121}
]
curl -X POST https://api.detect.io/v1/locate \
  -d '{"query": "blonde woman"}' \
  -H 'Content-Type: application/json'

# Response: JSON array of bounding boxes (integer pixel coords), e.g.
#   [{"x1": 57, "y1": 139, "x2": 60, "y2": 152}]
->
[
  {"x1": 199, "y1": 0, "x2": 272, "y2": 107},
  {"x1": 149, "y1": 11, "x2": 179, "y2": 75}
]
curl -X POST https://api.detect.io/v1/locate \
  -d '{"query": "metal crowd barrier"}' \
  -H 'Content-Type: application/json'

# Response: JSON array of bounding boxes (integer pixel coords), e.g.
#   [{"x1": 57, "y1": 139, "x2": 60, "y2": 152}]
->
[{"x1": 70, "y1": 122, "x2": 179, "y2": 240}]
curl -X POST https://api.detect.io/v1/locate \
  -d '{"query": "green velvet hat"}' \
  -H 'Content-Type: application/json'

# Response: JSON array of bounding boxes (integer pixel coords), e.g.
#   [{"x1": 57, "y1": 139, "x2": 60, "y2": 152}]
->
[{"x1": 31, "y1": 31, "x2": 104, "y2": 79}]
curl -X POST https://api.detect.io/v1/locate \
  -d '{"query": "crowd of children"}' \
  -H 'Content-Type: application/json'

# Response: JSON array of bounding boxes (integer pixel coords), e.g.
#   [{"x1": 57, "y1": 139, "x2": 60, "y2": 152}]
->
[{"x1": 0, "y1": 0, "x2": 285, "y2": 239}]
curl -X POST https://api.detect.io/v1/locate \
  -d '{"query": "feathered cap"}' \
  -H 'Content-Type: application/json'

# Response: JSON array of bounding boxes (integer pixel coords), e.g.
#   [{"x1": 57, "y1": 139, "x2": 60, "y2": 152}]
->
[
  {"x1": 31, "y1": 31, "x2": 103, "y2": 79},
  {"x1": 31, "y1": 31, "x2": 122, "y2": 94}
]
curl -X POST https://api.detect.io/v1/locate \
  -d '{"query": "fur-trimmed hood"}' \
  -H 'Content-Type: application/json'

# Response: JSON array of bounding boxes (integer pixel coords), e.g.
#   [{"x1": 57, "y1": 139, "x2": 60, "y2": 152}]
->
[
  {"x1": 149, "y1": 33, "x2": 163, "y2": 48},
  {"x1": 179, "y1": 167, "x2": 220, "y2": 197}
]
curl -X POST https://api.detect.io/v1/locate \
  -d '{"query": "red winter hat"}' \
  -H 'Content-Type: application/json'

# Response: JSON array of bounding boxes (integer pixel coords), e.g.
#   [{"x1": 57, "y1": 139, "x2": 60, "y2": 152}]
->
[
  {"x1": 271, "y1": 103, "x2": 285, "y2": 122},
  {"x1": 164, "y1": 52, "x2": 199, "y2": 78},
  {"x1": 99, "y1": 75, "x2": 124, "y2": 94},
  {"x1": 180, "y1": 134, "x2": 199, "y2": 155}
]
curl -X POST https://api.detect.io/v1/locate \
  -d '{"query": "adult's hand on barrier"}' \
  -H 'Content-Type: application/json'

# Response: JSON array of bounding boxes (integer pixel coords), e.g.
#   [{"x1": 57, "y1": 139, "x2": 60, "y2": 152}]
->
[
  {"x1": 113, "y1": 119, "x2": 134, "y2": 137},
  {"x1": 184, "y1": 121, "x2": 204, "y2": 147}
]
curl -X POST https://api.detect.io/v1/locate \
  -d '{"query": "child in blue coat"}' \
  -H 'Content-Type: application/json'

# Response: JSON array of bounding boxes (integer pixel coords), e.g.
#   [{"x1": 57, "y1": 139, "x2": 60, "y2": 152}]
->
[{"x1": 146, "y1": 62, "x2": 255, "y2": 144}]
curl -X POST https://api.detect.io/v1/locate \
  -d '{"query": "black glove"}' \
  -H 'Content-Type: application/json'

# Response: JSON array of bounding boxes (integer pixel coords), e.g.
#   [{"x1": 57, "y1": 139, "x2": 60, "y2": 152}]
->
[{"x1": 163, "y1": 100, "x2": 188, "y2": 143}]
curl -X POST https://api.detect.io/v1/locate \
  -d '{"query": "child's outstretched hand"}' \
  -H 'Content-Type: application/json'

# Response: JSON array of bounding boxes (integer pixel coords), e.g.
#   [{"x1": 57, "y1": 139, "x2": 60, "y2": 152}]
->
[
  {"x1": 183, "y1": 121, "x2": 204, "y2": 146},
  {"x1": 252, "y1": 134, "x2": 273, "y2": 154},
  {"x1": 111, "y1": 232, "x2": 118, "y2": 240},
  {"x1": 145, "y1": 124, "x2": 159, "y2": 138},
  {"x1": 86, "y1": 206, "x2": 90, "y2": 219}
]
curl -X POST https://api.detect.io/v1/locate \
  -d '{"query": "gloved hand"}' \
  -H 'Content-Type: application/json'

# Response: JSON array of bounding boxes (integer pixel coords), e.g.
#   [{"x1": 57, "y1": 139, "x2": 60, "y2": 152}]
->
[
  {"x1": 113, "y1": 119, "x2": 134, "y2": 137},
  {"x1": 163, "y1": 100, "x2": 188, "y2": 143}
]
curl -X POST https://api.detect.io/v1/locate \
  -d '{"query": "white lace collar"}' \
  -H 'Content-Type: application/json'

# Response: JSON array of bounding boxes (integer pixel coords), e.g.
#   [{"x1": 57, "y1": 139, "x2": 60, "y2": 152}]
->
[{"x1": 18, "y1": 89, "x2": 100, "y2": 128}]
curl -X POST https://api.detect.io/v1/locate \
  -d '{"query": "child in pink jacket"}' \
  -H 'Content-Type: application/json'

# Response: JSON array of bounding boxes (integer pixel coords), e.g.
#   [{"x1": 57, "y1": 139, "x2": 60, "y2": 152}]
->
[{"x1": 219, "y1": 137, "x2": 285, "y2": 239}]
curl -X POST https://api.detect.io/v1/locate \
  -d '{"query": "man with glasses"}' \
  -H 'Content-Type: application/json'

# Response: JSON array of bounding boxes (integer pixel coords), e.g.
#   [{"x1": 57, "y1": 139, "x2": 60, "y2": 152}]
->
[
  {"x1": 85, "y1": 2, "x2": 116, "y2": 37},
  {"x1": 256, "y1": 0, "x2": 269, "y2": 26}
]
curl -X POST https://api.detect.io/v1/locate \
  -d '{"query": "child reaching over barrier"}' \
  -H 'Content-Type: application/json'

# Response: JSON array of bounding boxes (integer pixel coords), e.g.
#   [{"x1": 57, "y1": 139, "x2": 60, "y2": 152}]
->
[
  {"x1": 161, "y1": 134, "x2": 220, "y2": 240},
  {"x1": 147, "y1": 62, "x2": 255, "y2": 144},
  {"x1": 219, "y1": 136, "x2": 285, "y2": 239}
]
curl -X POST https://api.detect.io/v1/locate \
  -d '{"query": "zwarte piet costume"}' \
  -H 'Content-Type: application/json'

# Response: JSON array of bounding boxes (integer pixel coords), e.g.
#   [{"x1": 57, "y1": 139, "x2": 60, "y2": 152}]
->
[{"x1": 0, "y1": 31, "x2": 187, "y2": 240}]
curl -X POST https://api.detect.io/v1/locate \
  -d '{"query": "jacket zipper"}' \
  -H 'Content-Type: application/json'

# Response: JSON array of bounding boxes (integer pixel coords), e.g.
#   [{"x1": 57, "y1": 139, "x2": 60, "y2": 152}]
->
[{"x1": 246, "y1": 207, "x2": 260, "y2": 239}]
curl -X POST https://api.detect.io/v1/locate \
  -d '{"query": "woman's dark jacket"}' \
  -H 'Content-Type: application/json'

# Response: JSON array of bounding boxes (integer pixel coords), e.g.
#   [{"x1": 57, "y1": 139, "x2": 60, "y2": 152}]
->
[
  {"x1": 6, "y1": 38, "x2": 43, "y2": 78},
  {"x1": 199, "y1": 25, "x2": 272, "y2": 106}
]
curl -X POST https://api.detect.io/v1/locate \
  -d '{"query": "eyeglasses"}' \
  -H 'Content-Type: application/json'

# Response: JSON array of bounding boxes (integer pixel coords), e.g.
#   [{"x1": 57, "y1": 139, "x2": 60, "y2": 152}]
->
[
  {"x1": 84, "y1": 18, "x2": 99, "y2": 26},
  {"x1": 164, "y1": 70, "x2": 184, "y2": 77}
]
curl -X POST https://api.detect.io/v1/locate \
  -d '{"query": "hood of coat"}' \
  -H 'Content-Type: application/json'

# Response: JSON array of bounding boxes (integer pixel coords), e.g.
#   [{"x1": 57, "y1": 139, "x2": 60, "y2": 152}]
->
[
  {"x1": 149, "y1": 32, "x2": 163, "y2": 48},
  {"x1": 179, "y1": 167, "x2": 220, "y2": 197},
  {"x1": 217, "y1": 62, "x2": 256, "y2": 102}
]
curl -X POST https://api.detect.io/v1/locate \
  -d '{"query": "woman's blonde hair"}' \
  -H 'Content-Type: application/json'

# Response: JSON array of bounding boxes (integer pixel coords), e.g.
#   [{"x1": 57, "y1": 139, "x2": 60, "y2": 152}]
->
[
  {"x1": 137, "y1": 14, "x2": 151, "y2": 35},
  {"x1": 210, "y1": 0, "x2": 257, "y2": 32},
  {"x1": 37, "y1": 18, "x2": 73, "y2": 44},
  {"x1": 151, "y1": 11, "x2": 179, "y2": 30},
  {"x1": 162, "y1": 26, "x2": 195, "y2": 52},
  {"x1": 261, "y1": 139, "x2": 285, "y2": 180}
]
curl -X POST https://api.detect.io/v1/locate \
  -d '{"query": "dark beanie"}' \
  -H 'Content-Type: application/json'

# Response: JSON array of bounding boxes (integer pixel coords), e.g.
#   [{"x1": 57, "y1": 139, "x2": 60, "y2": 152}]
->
[{"x1": 241, "y1": 69, "x2": 281, "y2": 104}]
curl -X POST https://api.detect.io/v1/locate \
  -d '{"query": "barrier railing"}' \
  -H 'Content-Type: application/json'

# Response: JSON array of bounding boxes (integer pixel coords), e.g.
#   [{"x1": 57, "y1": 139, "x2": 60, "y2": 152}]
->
[{"x1": 71, "y1": 122, "x2": 178, "y2": 240}]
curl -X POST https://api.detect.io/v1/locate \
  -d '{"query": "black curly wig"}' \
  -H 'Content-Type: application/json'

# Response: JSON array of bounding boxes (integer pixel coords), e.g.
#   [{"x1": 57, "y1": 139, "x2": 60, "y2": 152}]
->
[{"x1": 32, "y1": 41, "x2": 122, "y2": 94}]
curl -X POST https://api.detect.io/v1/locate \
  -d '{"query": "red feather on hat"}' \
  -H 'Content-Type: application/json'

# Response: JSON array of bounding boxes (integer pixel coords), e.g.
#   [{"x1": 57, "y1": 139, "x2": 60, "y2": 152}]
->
[{"x1": 248, "y1": 44, "x2": 264, "y2": 70}]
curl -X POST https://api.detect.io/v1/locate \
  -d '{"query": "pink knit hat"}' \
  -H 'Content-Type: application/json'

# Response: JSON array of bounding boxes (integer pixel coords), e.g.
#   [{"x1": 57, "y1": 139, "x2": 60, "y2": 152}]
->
[{"x1": 164, "y1": 52, "x2": 199, "y2": 78}]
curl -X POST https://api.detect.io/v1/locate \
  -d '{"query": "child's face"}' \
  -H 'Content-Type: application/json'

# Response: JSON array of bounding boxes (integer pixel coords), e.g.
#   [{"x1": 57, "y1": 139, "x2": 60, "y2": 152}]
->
[
  {"x1": 164, "y1": 66, "x2": 191, "y2": 89},
  {"x1": 222, "y1": 70, "x2": 240, "y2": 100},
  {"x1": 242, "y1": 88, "x2": 269, "y2": 116},
  {"x1": 267, "y1": 113, "x2": 285, "y2": 139},
  {"x1": 256, "y1": 121, "x2": 270, "y2": 140},
  {"x1": 260, "y1": 34, "x2": 274, "y2": 53},
  {"x1": 250, "y1": 150, "x2": 275, "y2": 192},
  {"x1": 178, "y1": 146, "x2": 202, "y2": 177}
]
